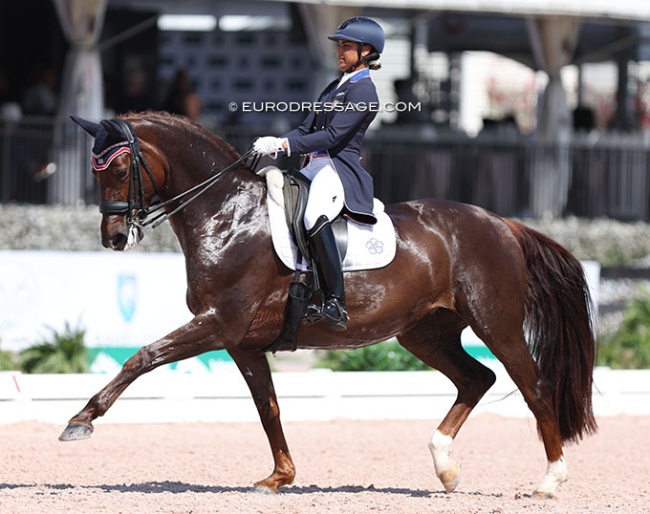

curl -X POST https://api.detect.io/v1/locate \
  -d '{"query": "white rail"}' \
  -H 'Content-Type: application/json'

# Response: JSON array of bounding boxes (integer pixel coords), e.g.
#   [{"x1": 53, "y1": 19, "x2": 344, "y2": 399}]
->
[{"x1": 1, "y1": 366, "x2": 648, "y2": 425}]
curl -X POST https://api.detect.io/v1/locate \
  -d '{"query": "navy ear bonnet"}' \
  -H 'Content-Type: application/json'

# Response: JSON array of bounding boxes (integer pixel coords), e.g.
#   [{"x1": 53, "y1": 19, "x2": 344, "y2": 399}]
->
[{"x1": 70, "y1": 115, "x2": 139, "y2": 171}]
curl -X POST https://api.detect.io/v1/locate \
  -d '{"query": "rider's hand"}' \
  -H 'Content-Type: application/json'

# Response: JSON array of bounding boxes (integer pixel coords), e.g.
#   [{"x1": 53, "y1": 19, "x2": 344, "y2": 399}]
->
[{"x1": 253, "y1": 136, "x2": 287, "y2": 158}]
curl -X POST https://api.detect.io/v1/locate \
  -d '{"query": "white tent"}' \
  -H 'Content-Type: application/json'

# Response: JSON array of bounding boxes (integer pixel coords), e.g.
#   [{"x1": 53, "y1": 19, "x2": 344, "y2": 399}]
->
[
  {"x1": 49, "y1": 0, "x2": 108, "y2": 204},
  {"x1": 47, "y1": 0, "x2": 649, "y2": 210}
]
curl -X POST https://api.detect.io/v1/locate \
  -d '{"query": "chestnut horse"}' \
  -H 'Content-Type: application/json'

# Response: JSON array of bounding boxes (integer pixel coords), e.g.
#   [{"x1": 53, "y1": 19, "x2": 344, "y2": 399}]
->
[{"x1": 61, "y1": 112, "x2": 596, "y2": 499}]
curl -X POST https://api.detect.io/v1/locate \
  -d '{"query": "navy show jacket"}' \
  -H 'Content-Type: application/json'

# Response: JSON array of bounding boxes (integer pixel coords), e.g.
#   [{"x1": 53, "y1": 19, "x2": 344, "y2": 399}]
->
[{"x1": 283, "y1": 70, "x2": 378, "y2": 225}]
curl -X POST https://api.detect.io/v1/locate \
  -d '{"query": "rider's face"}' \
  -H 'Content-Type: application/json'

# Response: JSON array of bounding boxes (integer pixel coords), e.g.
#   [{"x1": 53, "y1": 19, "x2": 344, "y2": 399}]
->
[{"x1": 335, "y1": 40, "x2": 370, "y2": 72}]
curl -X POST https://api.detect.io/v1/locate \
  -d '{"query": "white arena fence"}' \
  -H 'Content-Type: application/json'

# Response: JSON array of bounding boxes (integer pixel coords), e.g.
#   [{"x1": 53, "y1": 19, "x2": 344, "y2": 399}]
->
[
  {"x1": 1, "y1": 366, "x2": 649, "y2": 425},
  {"x1": 0, "y1": 251, "x2": 600, "y2": 370},
  {"x1": 0, "y1": 248, "x2": 633, "y2": 426}
]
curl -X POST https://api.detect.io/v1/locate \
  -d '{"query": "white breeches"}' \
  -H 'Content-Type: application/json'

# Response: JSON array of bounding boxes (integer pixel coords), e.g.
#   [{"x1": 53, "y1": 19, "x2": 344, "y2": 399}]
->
[{"x1": 300, "y1": 157, "x2": 345, "y2": 231}]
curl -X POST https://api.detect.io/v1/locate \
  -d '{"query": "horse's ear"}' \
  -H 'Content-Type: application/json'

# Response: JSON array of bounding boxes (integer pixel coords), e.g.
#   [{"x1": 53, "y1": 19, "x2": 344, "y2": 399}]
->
[
  {"x1": 100, "y1": 119, "x2": 128, "y2": 139},
  {"x1": 70, "y1": 115, "x2": 101, "y2": 137}
]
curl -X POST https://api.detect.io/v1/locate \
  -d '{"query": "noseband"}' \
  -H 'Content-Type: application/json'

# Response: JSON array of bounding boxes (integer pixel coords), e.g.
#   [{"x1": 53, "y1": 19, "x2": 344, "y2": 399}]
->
[{"x1": 101, "y1": 120, "x2": 256, "y2": 230}]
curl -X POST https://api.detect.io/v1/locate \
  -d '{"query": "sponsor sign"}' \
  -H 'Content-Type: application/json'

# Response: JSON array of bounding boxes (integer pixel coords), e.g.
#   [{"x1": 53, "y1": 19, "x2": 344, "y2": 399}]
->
[{"x1": 0, "y1": 251, "x2": 233, "y2": 371}]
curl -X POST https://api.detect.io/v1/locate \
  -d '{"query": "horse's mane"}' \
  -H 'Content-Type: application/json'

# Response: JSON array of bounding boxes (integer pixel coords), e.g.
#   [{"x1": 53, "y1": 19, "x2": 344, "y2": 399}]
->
[{"x1": 121, "y1": 111, "x2": 248, "y2": 173}]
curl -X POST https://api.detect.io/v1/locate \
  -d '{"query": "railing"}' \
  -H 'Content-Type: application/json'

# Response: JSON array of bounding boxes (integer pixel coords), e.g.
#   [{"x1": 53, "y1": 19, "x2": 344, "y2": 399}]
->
[
  {"x1": 2, "y1": 117, "x2": 650, "y2": 220},
  {"x1": 364, "y1": 127, "x2": 650, "y2": 220},
  {"x1": 1, "y1": 116, "x2": 55, "y2": 204},
  {"x1": 0, "y1": 116, "x2": 94, "y2": 205}
]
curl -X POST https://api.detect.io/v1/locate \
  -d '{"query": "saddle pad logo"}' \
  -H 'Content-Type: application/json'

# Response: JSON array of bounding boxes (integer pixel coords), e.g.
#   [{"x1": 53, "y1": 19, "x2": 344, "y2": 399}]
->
[
  {"x1": 117, "y1": 274, "x2": 137, "y2": 323},
  {"x1": 366, "y1": 238, "x2": 384, "y2": 255}
]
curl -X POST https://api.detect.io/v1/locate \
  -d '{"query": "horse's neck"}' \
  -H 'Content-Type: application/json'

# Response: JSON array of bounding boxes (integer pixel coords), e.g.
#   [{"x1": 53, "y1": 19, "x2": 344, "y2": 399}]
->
[{"x1": 168, "y1": 170, "x2": 265, "y2": 252}]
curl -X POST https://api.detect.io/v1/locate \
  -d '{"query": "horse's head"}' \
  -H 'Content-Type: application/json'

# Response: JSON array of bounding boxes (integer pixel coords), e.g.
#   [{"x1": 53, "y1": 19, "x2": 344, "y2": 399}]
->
[{"x1": 72, "y1": 115, "x2": 167, "y2": 251}]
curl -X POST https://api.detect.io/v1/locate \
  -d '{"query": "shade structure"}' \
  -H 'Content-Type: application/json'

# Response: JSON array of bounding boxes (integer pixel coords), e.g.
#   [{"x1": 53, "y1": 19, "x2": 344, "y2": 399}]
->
[{"x1": 49, "y1": 0, "x2": 108, "y2": 204}]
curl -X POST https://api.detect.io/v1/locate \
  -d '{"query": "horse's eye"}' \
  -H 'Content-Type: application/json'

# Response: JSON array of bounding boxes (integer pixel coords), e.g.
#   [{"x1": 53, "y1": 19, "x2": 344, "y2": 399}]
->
[{"x1": 114, "y1": 168, "x2": 129, "y2": 180}]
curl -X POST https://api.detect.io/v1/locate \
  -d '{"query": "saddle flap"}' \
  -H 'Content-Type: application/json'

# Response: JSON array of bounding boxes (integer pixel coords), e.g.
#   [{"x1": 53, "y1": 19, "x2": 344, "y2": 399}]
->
[
  {"x1": 332, "y1": 217, "x2": 348, "y2": 261},
  {"x1": 282, "y1": 170, "x2": 311, "y2": 261}
]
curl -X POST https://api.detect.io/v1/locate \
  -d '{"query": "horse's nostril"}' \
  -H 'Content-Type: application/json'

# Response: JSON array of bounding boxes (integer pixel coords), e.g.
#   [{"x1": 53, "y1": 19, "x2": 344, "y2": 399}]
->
[{"x1": 110, "y1": 233, "x2": 127, "y2": 250}]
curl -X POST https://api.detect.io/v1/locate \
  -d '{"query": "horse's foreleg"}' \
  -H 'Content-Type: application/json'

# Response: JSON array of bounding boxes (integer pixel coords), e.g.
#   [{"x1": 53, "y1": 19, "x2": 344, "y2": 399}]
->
[
  {"x1": 59, "y1": 313, "x2": 221, "y2": 441},
  {"x1": 227, "y1": 347, "x2": 295, "y2": 494},
  {"x1": 398, "y1": 327, "x2": 496, "y2": 493}
]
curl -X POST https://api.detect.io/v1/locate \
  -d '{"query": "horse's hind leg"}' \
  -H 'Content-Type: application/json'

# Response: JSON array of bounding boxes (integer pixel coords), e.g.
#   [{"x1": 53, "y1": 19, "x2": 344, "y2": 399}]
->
[
  {"x1": 480, "y1": 331, "x2": 567, "y2": 499},
  {"x1": 397, "y1": 313, "x2": 496, "y2": 493},
  {"x1": 227, "y1": 347, "x2": 295, "y2": 494}
]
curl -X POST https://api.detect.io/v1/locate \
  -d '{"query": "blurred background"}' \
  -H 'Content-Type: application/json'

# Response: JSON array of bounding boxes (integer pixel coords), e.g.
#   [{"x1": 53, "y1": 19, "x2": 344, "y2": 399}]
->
[
  {"x1": 1, "y1": 0, "x2": 650, "y2": 219},
  {"x1": 3, "y1": 0, "x2": 650, "y2": 372}
]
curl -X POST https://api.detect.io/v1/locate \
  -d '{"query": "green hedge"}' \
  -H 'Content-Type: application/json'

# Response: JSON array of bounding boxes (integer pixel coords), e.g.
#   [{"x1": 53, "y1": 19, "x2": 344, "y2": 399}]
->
[
  {"x1": 1, "y1": 324, "x2": 90, "y2": 374},
  {"x1": 598, "y1": 291, "x2": 650, "y2": 369},
  {"x1": 315, "y1": 339, "x2": 431, "y2": 371},
  {"x1": 0, "y1": 341, "x2": 18, "y2": 371}
]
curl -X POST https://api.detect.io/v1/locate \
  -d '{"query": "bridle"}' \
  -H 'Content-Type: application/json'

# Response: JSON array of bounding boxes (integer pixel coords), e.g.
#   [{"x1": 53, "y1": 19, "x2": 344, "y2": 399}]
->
[
  {"x1": 98, "y1": 119, "x2": 160, "y2": 221},
  {"x1": 100, "y1": 119, "x2": 257, "y2": 230}
]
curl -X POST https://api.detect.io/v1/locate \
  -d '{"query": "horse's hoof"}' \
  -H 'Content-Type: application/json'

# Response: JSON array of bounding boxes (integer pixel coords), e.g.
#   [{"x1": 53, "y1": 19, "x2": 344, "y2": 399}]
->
[
  {"x1": 252, "y1": 484, "x2": 278, "y2": 495},
  {"x1": 442, "y1": 477, "x2": 460, "y2": 493},
  {"x1": 437, "y1": 464, "x2": 460, "y2": 493},
  {"x1": 59, "y1": 422, "x2": 94, "y2": 442},
  {"x1": 532, "y1": 490, "x2": 557, "y2": 500}
]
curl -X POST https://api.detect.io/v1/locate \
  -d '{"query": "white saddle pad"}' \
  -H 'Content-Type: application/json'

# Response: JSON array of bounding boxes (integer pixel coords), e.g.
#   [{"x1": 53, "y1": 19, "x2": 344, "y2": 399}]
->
[{"x1": 265, "y1": 169, "x2": 396, "y2": 272}]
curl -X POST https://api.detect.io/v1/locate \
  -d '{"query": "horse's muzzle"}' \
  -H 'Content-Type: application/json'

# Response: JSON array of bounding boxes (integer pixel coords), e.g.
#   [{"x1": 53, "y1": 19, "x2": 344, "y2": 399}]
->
[
  {"x1": 103, "y1": 225, "x2": 143, "y2": 251},
  {"x1": 103, "y1": 228, "x2": 129, "y2": 251},
  {"x1": 102, "y1": 215, "x2": 143, "y2": 251}
]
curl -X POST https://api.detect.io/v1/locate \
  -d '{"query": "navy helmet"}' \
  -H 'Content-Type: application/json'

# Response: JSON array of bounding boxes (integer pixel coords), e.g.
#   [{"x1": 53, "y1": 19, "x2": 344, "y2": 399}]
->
[{"x1": 327, "y1": 17, "x2": 385, "y2": 54}]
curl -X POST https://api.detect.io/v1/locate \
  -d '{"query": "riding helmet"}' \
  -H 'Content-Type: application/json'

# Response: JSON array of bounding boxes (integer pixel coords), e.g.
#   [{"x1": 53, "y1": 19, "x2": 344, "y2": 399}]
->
[{"x1": 327, "y1": 17, "x2": 385, "y2": 54}]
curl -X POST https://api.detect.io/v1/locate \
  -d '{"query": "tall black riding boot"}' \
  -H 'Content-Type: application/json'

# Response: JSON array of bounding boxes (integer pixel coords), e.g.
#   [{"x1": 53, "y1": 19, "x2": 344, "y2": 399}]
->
[{"x1": 308, "y1": 215, "x2": 348, "y2": 331}]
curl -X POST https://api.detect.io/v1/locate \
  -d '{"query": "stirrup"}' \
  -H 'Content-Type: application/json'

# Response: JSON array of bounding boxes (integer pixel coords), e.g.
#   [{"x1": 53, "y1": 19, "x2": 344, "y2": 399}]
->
[
  {"x1": 305, "y1": 298, "x2": 348, "y2": 331},
  {"x1": 324, "y1": 297, "x2": 348, "y2": 331}
]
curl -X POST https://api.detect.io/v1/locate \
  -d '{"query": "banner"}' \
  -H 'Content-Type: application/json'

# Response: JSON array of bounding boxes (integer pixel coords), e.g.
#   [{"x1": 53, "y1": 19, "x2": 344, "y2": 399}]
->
[
  {"x1": 0, "y1": 251, "x2": 599, "y2": 370},
  {"x1": 0, "y1": 250, "x2": 234, "y2": 372}
]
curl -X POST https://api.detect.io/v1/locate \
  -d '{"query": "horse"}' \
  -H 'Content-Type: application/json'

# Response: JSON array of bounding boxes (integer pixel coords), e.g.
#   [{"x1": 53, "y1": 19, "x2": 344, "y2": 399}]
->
[{"x1": 60, "y1": 111, "x2": 597, "y2": 499}]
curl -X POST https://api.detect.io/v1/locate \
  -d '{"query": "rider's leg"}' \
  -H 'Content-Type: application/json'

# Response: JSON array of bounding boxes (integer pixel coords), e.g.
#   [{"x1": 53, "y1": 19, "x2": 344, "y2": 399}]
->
[
  {"x1": 307, "y1": 215, "x2": 348, "y2": 330},
  {"x1": 302, "y1": 162, "x2": 344, "y2": 230},
  {"x1": 303, "y1": 164, "x2": 347, "y2": 330}
]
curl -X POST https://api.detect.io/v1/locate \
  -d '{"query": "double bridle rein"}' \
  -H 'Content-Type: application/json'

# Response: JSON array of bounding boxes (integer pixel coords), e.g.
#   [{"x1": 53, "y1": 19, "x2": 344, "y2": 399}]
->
[{"x1": 100, "y1": 119, "x2": 256, "y2": 230}]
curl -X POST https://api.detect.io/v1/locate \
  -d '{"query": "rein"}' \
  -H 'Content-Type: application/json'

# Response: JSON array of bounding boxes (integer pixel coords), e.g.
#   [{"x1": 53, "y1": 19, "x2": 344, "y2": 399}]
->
[{"x1": 101, "y1": 120, "x2": 257, "y2": 230}]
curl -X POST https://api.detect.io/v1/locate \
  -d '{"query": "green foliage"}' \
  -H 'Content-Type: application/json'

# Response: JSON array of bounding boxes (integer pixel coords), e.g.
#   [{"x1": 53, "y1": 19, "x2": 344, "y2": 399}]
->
[
  {"x1": 598, "y1": 292, "x2": 650, "y2": 369},
  {"x1": 316, "y1": 339, "x2": 431, "y2": 372},
  {"x1": 0, "y1": 341, "x2": 19, "y2": 371},
  {"x1": 19, "y1": 323, "x2": 90, "y2": 374}
]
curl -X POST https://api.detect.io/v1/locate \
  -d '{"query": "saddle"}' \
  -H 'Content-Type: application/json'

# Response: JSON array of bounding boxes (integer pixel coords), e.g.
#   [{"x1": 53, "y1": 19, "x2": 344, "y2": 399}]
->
[
  {"x1": 257, "y1": 166, "x2": 348, "y2": 353},
  {"x1": 278, "y1": 168, "x2": 349, "y2": 264}
]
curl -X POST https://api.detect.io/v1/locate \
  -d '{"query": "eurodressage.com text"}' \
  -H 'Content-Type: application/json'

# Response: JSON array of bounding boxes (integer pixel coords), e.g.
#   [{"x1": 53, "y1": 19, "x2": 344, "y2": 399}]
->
[{"x1": 229, "y1": 101, "x2": 422, "y2": 114}]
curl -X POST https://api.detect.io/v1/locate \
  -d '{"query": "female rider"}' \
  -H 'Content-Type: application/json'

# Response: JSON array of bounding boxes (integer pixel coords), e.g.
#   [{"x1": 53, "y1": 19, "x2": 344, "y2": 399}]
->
[{"x1": 253, "y1": 17, "x2": 385, "y2": 331}]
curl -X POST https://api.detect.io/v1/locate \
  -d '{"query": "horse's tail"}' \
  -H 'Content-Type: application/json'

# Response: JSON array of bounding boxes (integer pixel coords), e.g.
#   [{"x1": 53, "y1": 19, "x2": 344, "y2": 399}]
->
[{"x1": 505, "y1": 219, "x2": 598, "y2": 443}]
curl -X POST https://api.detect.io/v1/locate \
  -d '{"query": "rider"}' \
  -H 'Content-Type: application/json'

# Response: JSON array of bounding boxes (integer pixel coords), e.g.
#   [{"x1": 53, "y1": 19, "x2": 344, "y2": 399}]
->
[{"x1": 253, "y1": 17, "x2": 384, "y2": 331}]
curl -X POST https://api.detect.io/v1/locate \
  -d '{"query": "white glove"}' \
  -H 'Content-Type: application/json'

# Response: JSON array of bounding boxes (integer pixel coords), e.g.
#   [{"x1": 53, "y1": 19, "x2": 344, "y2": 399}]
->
[{"x1": 253, "y1": 136, "x2": 287, "y2": 158}]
